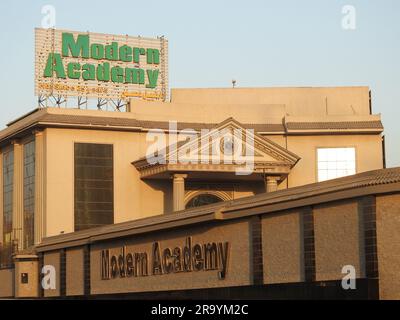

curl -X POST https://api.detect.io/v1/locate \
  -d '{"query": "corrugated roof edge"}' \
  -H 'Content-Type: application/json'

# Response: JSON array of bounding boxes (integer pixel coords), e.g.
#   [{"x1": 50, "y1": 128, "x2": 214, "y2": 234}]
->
[
  {"x1": 0, "y1": 109, "x2": 384, "y2": 146},
  {"x1": 6, "y1": 108, "x2": 40, "y2": 127},
  {"x1": 286, "y1": 121, "x2": 383, "y2": 130}
]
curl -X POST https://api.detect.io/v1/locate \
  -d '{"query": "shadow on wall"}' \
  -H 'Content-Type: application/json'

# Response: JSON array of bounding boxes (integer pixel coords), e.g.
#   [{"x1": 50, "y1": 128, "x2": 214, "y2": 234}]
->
[{"x1": 143, "y1": 180, "x2": 173, "y2": 214}]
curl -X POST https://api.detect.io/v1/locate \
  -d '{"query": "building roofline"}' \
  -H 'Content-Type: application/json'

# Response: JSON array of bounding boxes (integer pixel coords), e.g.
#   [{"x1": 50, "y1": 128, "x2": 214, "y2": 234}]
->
[
  {"x1": 0, "y1": 108, "x2": 384, "y2": 147},
  {"x1": 36, "y1": 167, "x2": 400, "y2": 252},
  {"x1": 6, "y1": 108, "x2": 41, "y2": 127},
  {"x1": 171, "y1": 86, "x2": 371, "y2": 90}
]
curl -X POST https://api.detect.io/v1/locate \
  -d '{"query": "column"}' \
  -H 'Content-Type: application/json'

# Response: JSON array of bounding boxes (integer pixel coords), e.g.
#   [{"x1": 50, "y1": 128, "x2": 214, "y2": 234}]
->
[
  {"x1": 172, "y1": 173, "x2": 187, "y2": 212},
  {"x1": 302, "y1": 206, "x2": 316, "y2": 282},
  {"x1": 265, "y1": 176, "x2": 279, "y2": 193},
  {"x1": 12, "y1": 141, "x2": 24, "y2": 251},
  {"x1": 34, "y1": 130, "x2": 45, "y2": 245},
  {"x1": 13, "y1": 254, "x2": 39, "y2": 298}
]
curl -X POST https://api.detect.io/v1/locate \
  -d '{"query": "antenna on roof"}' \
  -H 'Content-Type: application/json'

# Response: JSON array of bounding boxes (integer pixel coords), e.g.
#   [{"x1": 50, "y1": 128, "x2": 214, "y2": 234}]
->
[{"x1": 232, "y1": 79, "x2": 237, "y2": 88}]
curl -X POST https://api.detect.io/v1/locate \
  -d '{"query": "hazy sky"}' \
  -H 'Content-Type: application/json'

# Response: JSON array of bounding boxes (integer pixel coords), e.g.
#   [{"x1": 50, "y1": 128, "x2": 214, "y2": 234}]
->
[{"x1": 0, "y1": 0, "x2": 399, "y2": 167}]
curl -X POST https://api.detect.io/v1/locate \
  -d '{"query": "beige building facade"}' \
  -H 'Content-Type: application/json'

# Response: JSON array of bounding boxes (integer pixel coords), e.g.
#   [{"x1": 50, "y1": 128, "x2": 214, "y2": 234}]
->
[{"x1": 0, "y1": 86, "x2": 397, "y2": 299}]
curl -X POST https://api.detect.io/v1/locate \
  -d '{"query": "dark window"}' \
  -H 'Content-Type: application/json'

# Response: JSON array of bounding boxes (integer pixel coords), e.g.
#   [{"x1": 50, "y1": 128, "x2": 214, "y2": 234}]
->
[
  {"x1": 21, "y1": 273, "x2": 29, "y2": 284},
  {"x1": 23, "y1": 140, "x2": 35, "y2": 248},
  {"x1": 74, "y1": 143, "x2": 114, "y2": 231},
  {"x1": 1, "y1": 149, "x2": 14, "y2": 267},
  {"x1": 185, "y1": 194, "x2": 223, "y2": 209}
]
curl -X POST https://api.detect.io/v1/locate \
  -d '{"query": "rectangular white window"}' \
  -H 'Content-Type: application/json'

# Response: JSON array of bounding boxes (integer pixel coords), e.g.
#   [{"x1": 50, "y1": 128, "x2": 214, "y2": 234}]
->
[{"x1": 317, "y1": 147, "x2": 356, "y2": 182}]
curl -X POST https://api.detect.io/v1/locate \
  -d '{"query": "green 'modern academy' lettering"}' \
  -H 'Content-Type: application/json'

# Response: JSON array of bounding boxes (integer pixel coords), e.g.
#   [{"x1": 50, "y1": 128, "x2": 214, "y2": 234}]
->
[
  {"x1": 62, "y1": 33, "x2": 89, "y2": 58},
  {"x1": 43, "y1": 32, "x2": 160, "y2": 88},
  {"x1": 43, "y1": 53, "x2": 66, "y2": 79}
]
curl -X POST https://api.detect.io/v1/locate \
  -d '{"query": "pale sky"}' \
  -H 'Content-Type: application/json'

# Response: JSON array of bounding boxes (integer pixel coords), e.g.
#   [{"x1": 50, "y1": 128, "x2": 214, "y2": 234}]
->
[{"x1": 0, "y1": 0, "x2": 399, "y2": 167}]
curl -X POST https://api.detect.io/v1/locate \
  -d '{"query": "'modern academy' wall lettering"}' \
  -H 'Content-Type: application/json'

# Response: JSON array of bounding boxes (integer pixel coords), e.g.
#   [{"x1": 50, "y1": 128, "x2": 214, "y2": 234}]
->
[{"x1": 101, "y1": 237, "x2": 230, "y2": 280}]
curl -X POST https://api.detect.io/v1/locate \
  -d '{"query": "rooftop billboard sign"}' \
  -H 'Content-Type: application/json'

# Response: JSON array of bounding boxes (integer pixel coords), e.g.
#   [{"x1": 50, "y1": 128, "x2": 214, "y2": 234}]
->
[{"x1": 35, "y1": 28, "x2": 168, "y2": 101}]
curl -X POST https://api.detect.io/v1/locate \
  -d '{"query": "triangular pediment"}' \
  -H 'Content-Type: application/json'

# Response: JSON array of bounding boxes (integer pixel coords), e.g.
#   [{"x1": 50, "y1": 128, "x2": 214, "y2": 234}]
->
[
  {"x1": 132, "y1": 117, "x2": 301, "y2": 178},
  {"x1": 166, "y1": 117, "x2": 300, "y2": 166}
]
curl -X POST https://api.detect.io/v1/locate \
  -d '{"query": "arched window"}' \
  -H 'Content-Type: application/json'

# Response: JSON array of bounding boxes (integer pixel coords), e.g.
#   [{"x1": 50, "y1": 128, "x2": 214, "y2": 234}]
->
[{"x1": 185, "y1": 193, "x2": 224, "y2": 209}]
